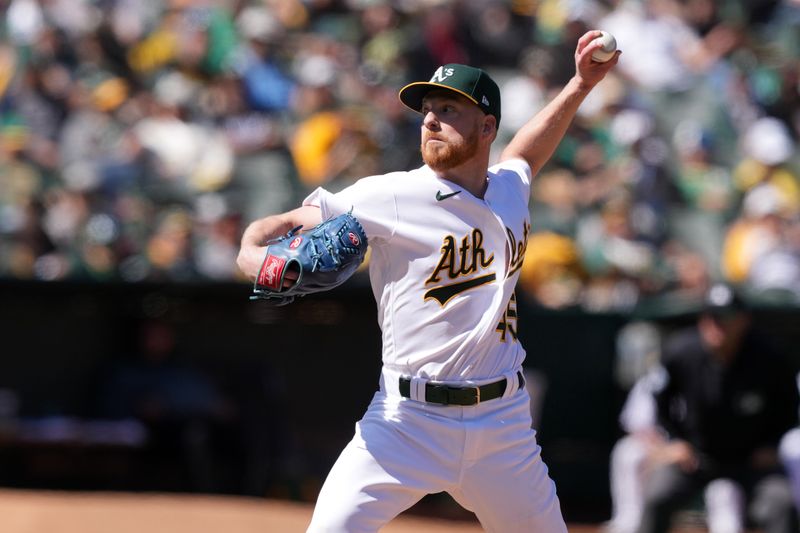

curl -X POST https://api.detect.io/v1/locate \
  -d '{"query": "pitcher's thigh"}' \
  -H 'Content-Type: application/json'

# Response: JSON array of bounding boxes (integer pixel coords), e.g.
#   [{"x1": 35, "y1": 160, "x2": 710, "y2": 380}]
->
[
  {"x1": 456, "y1": 447, "x2": 567, "y2": 533},
  {"x1": 306, "y1": 439, "x2": 426, "y2": 533}
]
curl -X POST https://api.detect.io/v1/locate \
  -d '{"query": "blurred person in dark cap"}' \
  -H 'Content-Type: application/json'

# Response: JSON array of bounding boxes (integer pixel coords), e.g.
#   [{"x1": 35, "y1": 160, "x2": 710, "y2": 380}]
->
[{"x1": 637, "y1": 283, "x2": 800, "y2": 533}]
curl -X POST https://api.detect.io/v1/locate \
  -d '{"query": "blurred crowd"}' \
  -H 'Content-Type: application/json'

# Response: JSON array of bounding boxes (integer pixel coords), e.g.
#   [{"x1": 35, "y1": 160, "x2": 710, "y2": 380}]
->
[{"x1": 0, "y1": 0, "x2": 799, "y2": 312}]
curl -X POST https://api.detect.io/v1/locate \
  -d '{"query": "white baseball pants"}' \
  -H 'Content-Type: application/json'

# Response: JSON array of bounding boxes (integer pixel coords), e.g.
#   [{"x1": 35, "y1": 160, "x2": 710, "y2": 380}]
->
[{"x1": 306, "y1": 370, "x2": 567, "y2": 533}]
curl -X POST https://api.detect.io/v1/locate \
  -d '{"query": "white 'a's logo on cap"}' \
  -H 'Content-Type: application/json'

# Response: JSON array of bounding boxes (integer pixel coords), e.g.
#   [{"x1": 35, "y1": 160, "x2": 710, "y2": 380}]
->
[
  {"x1": 482, "y1": 95, "x2": 490, "y2": 106},
  {"x1": 430, "y1": 66, "x2": 455, "y2": 83}
]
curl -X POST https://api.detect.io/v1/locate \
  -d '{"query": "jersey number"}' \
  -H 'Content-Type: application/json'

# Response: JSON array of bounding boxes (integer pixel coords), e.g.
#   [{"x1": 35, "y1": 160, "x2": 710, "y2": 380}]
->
[{"x1": 496, "y1": 292, "x2": 518, "y2": 342}]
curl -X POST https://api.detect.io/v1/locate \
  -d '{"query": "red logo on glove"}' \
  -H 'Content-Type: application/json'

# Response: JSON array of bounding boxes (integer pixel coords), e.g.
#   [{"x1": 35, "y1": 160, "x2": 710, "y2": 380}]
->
[
  {"x1": 289, "y1": 236, "x2": 303, "y2": 249},
  {"x1": 258, "y1": 255, "x2": 286, "y2": 290},
  {"x1": 348, "y1": 232, "x2": 360, "y2": 246}
]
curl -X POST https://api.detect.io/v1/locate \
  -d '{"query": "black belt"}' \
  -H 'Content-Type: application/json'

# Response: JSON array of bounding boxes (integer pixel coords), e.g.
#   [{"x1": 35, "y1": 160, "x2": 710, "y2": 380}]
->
[{"x1": 398, "y1": 371, "x2": 524, "y2": 406}]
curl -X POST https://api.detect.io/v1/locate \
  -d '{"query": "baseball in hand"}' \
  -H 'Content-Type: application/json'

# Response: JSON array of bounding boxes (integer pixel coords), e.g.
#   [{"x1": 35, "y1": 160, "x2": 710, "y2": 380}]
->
[{"x1": 590, "y1": 31, "x2": 617, "y2": 63}]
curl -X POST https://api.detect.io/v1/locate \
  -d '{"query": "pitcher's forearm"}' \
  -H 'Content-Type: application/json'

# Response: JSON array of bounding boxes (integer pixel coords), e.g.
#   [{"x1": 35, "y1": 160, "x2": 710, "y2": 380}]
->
[
  {"x1": 500, "y1": 76, "x2": 593, "y2": 174},
  {"x1": 500, "y1": 30, "x2": 619, "y2": 174},
  {"x1": 237, "y1": 206, "x2": 322, "y2": 279}
]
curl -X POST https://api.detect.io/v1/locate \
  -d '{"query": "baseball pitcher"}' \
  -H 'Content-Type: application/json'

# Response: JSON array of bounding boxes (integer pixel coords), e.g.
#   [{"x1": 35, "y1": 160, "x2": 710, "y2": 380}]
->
[{"x1": 237, "y1": 31, "x2": 620, "y2": 533}]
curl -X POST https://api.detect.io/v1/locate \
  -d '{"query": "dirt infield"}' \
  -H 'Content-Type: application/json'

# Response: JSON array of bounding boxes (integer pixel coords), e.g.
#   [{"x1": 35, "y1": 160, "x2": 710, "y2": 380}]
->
[{"x1": 0, "y1": 489, "x2": 609, "y2": 532}]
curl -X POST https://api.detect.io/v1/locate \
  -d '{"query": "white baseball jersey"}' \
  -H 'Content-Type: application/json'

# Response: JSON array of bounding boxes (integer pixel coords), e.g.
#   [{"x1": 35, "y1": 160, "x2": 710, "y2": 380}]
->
[
  {"x1": 303, "y1": 158, "x2": 532, "y2": 381},
  {"x1": 304, "y1": 157, "x2": 567, "y2": 533}
]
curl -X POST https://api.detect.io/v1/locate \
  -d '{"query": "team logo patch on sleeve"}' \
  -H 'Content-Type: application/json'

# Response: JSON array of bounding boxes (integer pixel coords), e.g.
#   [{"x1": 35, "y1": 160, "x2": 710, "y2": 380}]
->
[{"x1": 257, "y1": 255, "x2": 286, "y2": 291}]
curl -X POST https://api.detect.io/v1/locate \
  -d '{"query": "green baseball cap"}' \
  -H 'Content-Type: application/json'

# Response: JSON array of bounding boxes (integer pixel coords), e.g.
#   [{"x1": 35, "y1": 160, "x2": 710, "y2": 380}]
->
[{"x1": 399, "y1": 64, "x2": 501, "y2": 126}]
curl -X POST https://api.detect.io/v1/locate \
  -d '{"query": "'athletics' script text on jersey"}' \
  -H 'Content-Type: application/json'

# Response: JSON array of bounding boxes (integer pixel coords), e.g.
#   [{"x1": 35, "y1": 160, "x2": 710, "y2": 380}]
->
[{"x1": 424, "y1": 229, "x2": 496, "y2": 305}]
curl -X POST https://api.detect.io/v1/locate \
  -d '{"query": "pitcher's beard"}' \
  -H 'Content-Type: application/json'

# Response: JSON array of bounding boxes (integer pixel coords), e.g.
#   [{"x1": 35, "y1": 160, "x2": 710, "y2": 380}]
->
[{"x1": 421, "y1": 129, "x2": 479, "y2": 172}]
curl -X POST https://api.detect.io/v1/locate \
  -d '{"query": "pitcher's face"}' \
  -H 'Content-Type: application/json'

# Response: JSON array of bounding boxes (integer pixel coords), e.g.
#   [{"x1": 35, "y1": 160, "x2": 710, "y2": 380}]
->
[{"x1": 419, "y1": 91, "x2": 484, "y2": 172}]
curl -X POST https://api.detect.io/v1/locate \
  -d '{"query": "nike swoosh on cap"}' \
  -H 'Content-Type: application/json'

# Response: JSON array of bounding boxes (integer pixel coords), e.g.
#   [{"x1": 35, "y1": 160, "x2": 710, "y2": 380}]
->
[{"x1": 435, "y1": 190, "x2": 461, "y2": 201}]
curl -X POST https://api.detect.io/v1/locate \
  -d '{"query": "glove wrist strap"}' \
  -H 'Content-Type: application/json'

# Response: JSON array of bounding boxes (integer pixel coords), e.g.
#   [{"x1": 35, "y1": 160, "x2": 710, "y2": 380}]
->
[{"x1": 255, "y1": 249, "x2": 288, "y2": 292}]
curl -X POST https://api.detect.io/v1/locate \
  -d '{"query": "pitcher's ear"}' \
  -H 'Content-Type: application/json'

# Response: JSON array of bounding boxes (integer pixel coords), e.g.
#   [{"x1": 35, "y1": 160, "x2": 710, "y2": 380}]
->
[{"x1": 483, "y1": 115, "x2": 497, "y2": 135}]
